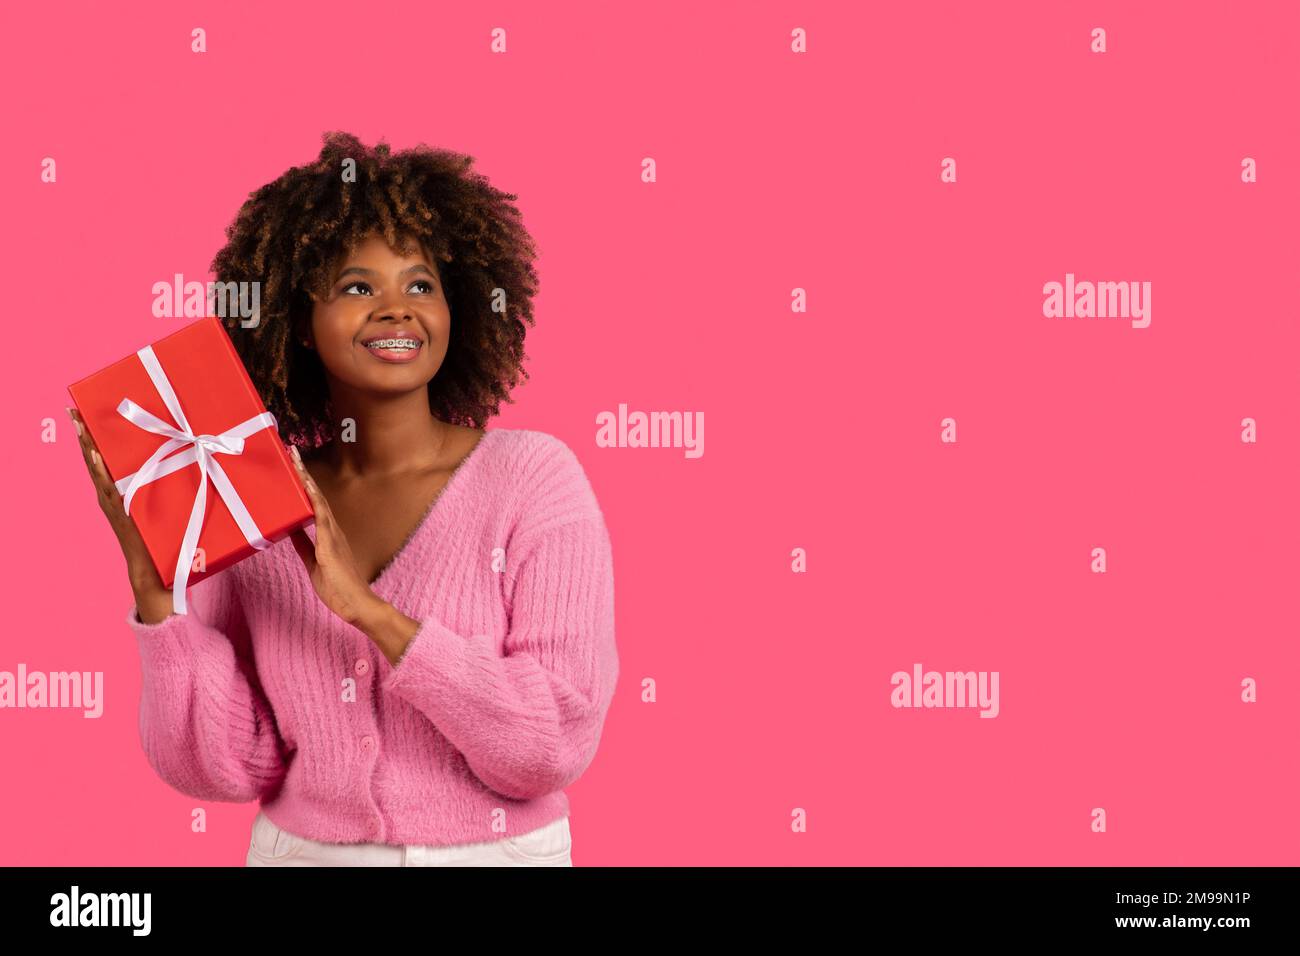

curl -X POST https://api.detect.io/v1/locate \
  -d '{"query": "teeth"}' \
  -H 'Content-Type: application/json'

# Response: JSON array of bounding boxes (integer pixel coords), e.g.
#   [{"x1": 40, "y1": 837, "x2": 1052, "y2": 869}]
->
[{"x1": 365, "y1": 339, "x2": 419, "y2": 350}]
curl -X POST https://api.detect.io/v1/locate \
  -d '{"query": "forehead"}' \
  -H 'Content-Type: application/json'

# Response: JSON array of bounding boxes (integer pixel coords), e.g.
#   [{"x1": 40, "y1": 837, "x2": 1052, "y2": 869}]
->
[{"x1": 331, "y1": 233, "x2": 438, "y2": 276}]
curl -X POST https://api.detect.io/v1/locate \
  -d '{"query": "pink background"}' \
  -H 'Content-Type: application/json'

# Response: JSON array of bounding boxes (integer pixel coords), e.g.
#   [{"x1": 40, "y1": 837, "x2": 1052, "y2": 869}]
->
[{"x1": 3, "y1": 1, "x2": 1298, "y2": 865}]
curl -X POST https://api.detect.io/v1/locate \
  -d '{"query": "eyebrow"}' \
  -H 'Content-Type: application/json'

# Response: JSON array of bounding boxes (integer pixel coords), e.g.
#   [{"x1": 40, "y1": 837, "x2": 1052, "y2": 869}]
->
[{"x1": 335, "y1": 264, "x2": 438, "y2": 281}]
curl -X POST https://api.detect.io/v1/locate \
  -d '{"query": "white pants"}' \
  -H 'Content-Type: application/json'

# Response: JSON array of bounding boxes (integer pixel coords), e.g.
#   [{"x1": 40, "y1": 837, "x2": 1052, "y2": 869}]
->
[{"x1": 245, "y1": 809, "x2": 573, "y2": 867}]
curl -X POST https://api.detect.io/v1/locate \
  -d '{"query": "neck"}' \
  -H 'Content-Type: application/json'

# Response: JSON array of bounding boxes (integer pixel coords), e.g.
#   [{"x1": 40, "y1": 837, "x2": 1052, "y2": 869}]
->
[{"x1": 320, "y1": 384, "x2": 451, "y2": 479}]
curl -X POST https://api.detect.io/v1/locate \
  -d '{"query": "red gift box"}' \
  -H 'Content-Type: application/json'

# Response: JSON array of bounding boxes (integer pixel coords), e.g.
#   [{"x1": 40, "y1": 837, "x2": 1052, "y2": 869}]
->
[{"x1": 68, "y1": 316, "x2": 314, "y2": 613}]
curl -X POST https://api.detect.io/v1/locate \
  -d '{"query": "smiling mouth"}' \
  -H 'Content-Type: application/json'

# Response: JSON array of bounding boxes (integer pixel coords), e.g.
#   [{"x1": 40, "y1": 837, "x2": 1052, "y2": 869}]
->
[
  {"x1": 364, "y1": 338, "x2": 421, "y2": 352},
  {"x1": 362, "y1": 337, "x2": 423, "y2": 362}
]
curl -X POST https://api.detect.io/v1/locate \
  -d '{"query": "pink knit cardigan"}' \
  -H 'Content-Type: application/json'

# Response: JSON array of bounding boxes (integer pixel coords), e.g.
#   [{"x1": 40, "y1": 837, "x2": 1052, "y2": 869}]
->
[{"x1": 126, "y1": 428, "x2": 618, "y2": 846}]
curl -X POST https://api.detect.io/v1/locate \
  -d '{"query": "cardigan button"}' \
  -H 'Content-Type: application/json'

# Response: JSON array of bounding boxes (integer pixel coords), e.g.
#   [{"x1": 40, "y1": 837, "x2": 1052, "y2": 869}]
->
[
  {"x1": 354, "y1": 659, "x2": 370, "y2": 676},
  {"x1": 360, "y1": 735, "x2": 375, "y2": 750}
]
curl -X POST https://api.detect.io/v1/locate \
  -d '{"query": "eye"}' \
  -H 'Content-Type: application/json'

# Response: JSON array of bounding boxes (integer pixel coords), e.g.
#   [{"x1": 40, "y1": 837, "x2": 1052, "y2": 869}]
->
[{"x1": 340, "y1": 279, "x2": 434, "y2": 296}]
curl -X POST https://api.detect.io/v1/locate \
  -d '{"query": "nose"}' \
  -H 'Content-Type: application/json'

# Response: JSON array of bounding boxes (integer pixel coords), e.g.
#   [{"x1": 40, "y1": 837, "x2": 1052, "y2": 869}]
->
[
  {"x1": 368, "y1": 281, "x2": 418, "y2": 320},
  {"x1": 372, "y1": 297, "x2": 415, "y2": 324}
]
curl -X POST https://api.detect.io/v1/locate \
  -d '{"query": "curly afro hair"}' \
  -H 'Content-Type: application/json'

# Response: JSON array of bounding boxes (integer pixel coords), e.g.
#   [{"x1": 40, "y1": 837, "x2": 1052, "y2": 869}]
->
[{"x1": 209, "y1": 130, "x2": 539, "y2": 449}]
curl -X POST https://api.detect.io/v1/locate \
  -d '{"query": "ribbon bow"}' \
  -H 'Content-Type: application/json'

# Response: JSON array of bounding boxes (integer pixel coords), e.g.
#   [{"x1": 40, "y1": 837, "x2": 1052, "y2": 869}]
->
[{"x1": 113, "y1": 344, "x2": 277, "y2": 615}]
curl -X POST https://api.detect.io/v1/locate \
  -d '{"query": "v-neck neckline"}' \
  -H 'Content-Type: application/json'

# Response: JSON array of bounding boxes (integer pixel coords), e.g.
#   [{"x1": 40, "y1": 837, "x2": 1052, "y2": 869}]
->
[{"x1": 303, "y1": 427, "x2": 500, "y2": 594}]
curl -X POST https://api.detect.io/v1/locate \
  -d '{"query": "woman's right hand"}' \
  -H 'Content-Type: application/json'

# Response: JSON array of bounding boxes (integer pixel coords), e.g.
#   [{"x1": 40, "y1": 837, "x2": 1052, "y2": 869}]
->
[{"x1": 67, "y1": 406, "x2": 175, "y2": 625}]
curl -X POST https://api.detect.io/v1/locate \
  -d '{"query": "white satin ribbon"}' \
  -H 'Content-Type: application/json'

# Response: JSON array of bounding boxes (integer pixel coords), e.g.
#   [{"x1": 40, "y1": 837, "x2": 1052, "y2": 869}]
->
[{"x1": 112, "y1": 344, "x2": 277, "y2": 615}]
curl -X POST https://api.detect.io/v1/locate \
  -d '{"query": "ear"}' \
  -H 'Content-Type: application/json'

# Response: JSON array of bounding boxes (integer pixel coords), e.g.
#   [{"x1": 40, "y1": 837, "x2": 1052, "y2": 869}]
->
[{"x1": 293, "y1": 316, "x2": 314, "y2": 350}]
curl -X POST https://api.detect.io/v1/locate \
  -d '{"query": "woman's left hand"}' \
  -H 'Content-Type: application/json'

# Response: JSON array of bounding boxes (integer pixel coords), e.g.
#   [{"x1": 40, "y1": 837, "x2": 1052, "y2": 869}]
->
[{"x1": 286, "y1": 445, "x2": 382, "y2": 629}]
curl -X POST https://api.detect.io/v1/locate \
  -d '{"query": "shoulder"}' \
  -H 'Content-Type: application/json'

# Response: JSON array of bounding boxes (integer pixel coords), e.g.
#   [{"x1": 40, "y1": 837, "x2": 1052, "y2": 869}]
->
[
  {"x1": 487, "y1": 428, "x2": 605, "y2": 531},
  {"x1": 484, "y1": 427, "x2": 584, "y2": 478}
]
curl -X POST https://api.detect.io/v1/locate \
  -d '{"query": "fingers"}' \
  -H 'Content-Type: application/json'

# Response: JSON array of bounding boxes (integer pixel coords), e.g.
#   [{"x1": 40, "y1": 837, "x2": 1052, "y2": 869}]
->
[
  {"x1": 288, "y1": 445, "x2": 339, "y2": 552},
  {"x1": 67, "y1": 406, "x2": 122, "y2": 512},
  {"x1": 288, "y1": 445, "x2": 324, "y2": 517},
  {"x1": 68, "y1": 405, "x2": 93, "y2": 470},
  {"x1": 287, "y1": 446, "x2": 332, "y2": 572}
]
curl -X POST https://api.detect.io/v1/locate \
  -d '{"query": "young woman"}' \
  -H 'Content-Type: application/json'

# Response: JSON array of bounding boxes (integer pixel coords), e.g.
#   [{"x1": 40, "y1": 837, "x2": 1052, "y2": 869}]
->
[{"x1": 68, "y1": 132, "x2": 618, "y2": 866}]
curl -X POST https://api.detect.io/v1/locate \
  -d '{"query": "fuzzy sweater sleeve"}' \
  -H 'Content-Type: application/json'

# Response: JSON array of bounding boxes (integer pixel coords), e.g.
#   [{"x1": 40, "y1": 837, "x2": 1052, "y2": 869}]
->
[
  {"x1": 127, "y1": 568, "x2": 289, "y2": 803},
  {"x1": 383, "y1": 444, "x2": 619, "y2": 800}
]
